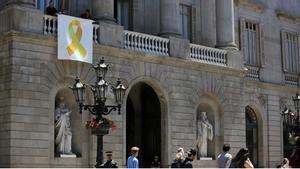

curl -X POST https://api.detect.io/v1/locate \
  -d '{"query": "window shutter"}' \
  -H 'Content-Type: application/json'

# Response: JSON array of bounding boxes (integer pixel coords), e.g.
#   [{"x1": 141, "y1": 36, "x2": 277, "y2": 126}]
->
[
  {"x1": 259, "y1": 23, "x2": 265, "y2": 68},
  {"x1": 191, "y1": 6, "x2": 197, "y2": 43},
  {"x1": 281, "y1": 30, "x2": 288, "y2": 72},
  {"x1": 239, "y1": 18, "x2": 246, "y2": 63}
]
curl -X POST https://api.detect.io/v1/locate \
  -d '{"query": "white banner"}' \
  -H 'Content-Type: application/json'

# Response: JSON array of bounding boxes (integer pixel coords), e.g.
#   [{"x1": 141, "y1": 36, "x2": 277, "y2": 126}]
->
[{"x1": 58, "y1": 14, "x2": 93, "y2": 63}]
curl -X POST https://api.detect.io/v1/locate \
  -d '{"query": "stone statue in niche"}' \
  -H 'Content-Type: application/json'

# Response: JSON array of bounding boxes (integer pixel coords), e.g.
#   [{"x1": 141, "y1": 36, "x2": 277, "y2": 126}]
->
[
  {"x1": 196, "y1": 112, "x2": 213, "y2": 158},
  {"x1": 55, "y1": 97, "x2": 76, "y2": 157}
]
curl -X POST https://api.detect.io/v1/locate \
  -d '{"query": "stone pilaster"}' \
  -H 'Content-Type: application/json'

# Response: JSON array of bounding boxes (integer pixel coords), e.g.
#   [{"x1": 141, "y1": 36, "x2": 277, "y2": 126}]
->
[
  {"x1": 159, "y1": 0, "x2": 181, "y2": 37},
  {"x1": 92, "y1": 0, "x2": 115, "y2": 23},
  {"x1": 215, "y1": 0, "x2": 238, "y2": 50},
  {"x1": 1, "y1": 0, "x2": 42, "y2": 34}
]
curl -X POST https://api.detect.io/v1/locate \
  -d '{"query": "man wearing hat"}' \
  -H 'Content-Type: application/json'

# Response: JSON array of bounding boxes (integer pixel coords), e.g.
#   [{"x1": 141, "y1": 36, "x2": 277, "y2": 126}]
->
[
  {"x1": 100, "y1": 151, "x2": 118, "y2": 168},
  {"x1": 127, "y1": 146, "x2": 140, "y2": 168},
  {"x1": 182, "y1": 149, "x2": 197, "y2": 168}
]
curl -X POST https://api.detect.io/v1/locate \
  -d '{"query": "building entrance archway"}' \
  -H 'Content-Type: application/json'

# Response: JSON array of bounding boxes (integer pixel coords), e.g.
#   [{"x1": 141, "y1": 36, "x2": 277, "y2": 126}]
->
[
  {"x1": 126, "y1": 82, "x2": 161, "y2": 167},
  {"x1": 245, "y1": 106, "x2": 259, "y2": 167}
]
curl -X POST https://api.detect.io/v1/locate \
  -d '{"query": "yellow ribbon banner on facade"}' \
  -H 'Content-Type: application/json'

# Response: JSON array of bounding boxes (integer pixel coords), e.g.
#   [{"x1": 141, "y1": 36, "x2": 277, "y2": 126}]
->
[{"x1": 66, "y1": 20, "x2": 87, "y2": 58}]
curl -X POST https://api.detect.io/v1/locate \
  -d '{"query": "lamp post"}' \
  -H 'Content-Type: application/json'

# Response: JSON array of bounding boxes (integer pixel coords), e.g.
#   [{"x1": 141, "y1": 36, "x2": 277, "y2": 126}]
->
[
  {"x1": 282, "y1": 92, "x2": 300, "y2": 137},
  {"x1": 292, "y1": 93, "x2": 300, "y2": 129},
  {"x1": 69, "y1": 58, "x2": 126, "y2": 168}
]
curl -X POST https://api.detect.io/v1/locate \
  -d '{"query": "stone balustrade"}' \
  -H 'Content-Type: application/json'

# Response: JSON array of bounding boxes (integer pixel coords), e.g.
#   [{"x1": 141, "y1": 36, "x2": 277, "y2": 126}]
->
[
  {"x1": 284, "y1": 73, "x2": 298, "y2": 86},
  {"x1": 43, "y1": 15, "x2": 57, "y2": 36},
  {"x1": 124, "y1": 30, "x2": 170, "y2": 56},
  {"x1": 245, "y1": 65, "x2": 260, "y2": 80},
  {"x1": 42, "y1": 15, "x2": 237, "y2": 68},
  {"x1": 93, "y1": 24, "x2": 100, "y2": 44},
  {"x1": 190, "y1": 44, "x2": 227, "y2": 66},
  {"x1": 43, "y1": 15, "x2": 100, "y2": 43}
]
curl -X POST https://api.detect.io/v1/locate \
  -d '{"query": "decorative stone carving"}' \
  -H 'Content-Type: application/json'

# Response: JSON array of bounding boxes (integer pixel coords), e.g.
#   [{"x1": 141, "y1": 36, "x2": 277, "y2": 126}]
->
[
  {"x1": 257, "y1": 94, "x2": 267, "y2": 108},
  {"x1": 55, "y1": 97, "x2": 75, "y2": 157},
  {"x1": 196, "y1": 112, "x2": 213, "y2": 158},
  {"x1": 279, "y1": 97, "x2": 288, "y2": 110}
]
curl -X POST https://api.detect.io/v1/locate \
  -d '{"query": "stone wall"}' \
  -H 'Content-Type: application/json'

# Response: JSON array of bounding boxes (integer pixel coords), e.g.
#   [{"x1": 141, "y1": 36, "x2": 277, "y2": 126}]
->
[
  {"x1": 1, "y1": 0, "x2": 300, "y2": 167},
  {"x1": 0, "y1": 31, "x2": 247, "y2": 167}
]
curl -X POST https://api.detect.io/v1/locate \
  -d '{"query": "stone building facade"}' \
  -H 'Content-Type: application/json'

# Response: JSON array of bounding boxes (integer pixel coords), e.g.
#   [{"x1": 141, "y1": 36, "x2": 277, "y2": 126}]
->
[{"x1": 0, "y1": 0, "x2": 299, "y2": 167}]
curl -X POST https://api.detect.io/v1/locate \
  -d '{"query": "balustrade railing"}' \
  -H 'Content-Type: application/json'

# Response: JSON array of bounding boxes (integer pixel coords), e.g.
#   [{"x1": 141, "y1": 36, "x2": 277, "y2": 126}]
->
[
  {"x1": 285, "y1": 73, "x2": 298, "y2": 86},
  {"x1": 190, "y1": 44, "x2": 227, "y2": 66},
  {"x1": 43, "y1": 15, "x2": 100, "y2": 43},
  {"x1": 42, "y1": 15, "x2": 234, "y2": 69},
  {"x1": 43, "y1": 15, "x2": 57, "y2": 36},
  {"x1": 93, "y1": 24, "x2": 100, "y2": 44},
  {"x1": 245, "y1": 65, "x2": 260, "y2": 80},
  {"x1": 124, "y1": 31, "x2": 169, "y2": 56}
]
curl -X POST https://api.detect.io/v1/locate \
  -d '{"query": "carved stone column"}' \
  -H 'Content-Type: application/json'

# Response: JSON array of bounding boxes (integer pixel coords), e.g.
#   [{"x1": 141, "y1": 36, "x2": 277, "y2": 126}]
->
[
  {"x1": 159, "y1": 0, "x2": 181, "y2": 37},
  {"x1": 92, "y1": 0, "x2": 115, "y2": 23},
  {"x1": 215, "y1": 0, "x2": 238, "y2": 50}
]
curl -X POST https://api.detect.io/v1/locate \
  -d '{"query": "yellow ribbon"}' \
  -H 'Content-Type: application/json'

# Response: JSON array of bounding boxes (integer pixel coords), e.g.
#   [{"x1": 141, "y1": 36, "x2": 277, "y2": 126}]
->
[{"x1": 67, "y1": 20, "x2": 87, "y2": 58}]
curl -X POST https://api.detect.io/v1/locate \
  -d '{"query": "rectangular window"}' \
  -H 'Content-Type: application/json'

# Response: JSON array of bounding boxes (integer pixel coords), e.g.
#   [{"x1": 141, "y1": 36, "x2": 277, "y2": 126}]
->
[
  {"x1": 37, "y1": 0, "x2": 69, "y2": 15},
  {"x1": 179, "y1": 4, "x2": 192, "y2": 41},
  {"x1": 282, "y1": 31, "x2": 299, "y2": 74},
  {"x1": 115, "y1": 0, "x2": 133, "y2": 30},
  {"x1": 244, "y1": 21, "x2": 259, "y2": 66}
]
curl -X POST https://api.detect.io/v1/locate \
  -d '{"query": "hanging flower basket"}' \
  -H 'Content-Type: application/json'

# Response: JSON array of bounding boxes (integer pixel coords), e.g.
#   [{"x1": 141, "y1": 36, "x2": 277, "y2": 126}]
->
[
  {"x1": 84, "y1": 117, "x2": 117, "y2": 135},
  {"x1": 288, "y1": 132, "x2": 299, "y2": 145}
]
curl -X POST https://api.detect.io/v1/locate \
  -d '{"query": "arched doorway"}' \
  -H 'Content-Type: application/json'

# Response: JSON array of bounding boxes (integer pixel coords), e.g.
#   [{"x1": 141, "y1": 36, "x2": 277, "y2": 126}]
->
[
  {"x1": 283, "y1": 113, "x2": 295, "y2": 158},
  {"x1": 245, "y1": 106, "x2": 258, "y2": 167},
  {"x1": 126, "y1": 82, "x2": 161, "y2": 167}
]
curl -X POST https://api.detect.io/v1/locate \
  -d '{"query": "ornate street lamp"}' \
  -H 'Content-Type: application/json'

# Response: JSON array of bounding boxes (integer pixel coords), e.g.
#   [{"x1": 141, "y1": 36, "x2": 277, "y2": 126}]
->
[
  {"x1": 69, "y1": 57, "x2": 127, "y2": 168},
  {"x1": 282, "y1": 93, "x2": 300, "y2": 140},
  {"x1": 292, "y1": 93, "x2": 300, "y2": 128}
]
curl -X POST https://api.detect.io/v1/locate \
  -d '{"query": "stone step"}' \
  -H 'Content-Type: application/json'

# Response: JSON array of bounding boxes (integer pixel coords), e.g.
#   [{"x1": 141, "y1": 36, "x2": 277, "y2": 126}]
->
[{"x1": 193, "y1": 160, "x2": 218, "y2": 168}]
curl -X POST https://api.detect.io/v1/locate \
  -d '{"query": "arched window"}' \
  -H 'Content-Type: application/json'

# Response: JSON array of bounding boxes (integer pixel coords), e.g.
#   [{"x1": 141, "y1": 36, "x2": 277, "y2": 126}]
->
[{"x1": 245, "y1": 106, "x2": 258, "y2": 167}]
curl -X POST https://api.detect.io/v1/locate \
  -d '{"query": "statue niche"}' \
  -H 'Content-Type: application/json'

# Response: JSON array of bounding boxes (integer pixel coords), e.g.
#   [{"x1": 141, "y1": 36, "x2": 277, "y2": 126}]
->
[
  {"x1": 55, "y1": 96, "x2": 76, "y2": 157},
  {"x1": 196, "y1": 112, "x2": 214, "y2": 159}
]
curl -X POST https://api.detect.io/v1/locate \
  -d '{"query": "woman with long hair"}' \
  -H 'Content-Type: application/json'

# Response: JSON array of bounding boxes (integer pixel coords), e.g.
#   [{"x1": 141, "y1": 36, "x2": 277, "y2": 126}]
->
[{"x1": 230, "y1": 148, "x2": 254, "y2": 168}]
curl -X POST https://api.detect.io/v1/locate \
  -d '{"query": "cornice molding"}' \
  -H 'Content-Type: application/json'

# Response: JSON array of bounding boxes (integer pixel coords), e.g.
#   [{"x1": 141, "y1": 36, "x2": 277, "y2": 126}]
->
[
  {"x1": 276, "y1": 9, "x2": 300, "y2": 25},
  {"x1": 235, "y1": 0, "x2": 265, "y2": 13}
]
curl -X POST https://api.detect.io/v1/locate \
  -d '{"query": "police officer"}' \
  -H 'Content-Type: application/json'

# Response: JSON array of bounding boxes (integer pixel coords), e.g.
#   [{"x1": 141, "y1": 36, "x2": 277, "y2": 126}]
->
[{"x1": 100, "y1": 151, "x2": 118, "y2": 168}]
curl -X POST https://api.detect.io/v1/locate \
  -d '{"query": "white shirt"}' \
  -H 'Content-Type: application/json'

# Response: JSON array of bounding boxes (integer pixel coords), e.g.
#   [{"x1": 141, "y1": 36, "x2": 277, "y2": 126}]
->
[{"x1": 217, "y1": 152, "x2": 232, "y2": 168}]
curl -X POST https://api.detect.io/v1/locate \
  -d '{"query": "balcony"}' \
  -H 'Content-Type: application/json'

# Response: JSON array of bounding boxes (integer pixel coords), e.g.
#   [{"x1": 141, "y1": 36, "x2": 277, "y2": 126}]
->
[
  {"x1": 245, "y1": 65, "x2": 260, "y2": 81},
  {"x1": 43, "y1": 15, "x2": 230, "y2": 68},
  {"x1": 190, "y1": 44, "x2": 227, "y2": 66},
  {"x1": 284, "y1": 73, "x2": 299, "y2": 86}
]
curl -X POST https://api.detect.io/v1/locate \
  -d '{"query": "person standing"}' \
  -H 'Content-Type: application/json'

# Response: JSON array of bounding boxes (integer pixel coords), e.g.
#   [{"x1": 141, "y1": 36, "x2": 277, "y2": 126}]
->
[
  {"x1": 289, "y1": 138, "x2": 300, "y2": 168},
  {"x1": 217, "y1": 144, "x2": 232, "y2": 168},
  {"x1": 229, "y1": 148, "x2": 253, "y2": 168},
  {"x1": 127, "y1": 147, "x2": 140, "y2": 168},
  {"x1": 171, "y1": 147, "x2": 185, "y2": 168},
  {"x1": 100, "y1": 151, "x2": 118, "y2": 168},
  {"x1": 46, "y1": 0, "x2": 58, "y2": 16},
  {"x1": 281, "y1": 158, "x2": 290, "y2": 168},
  {"x1": 181, "y1": 149, "x2": 197, "y2": 168},
  {"x1": 151, "y1": 155, "x2": 161, "y2": 168},
  {"x1": 80, "y1": 9, "x2": 93, "y2": 20}
]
